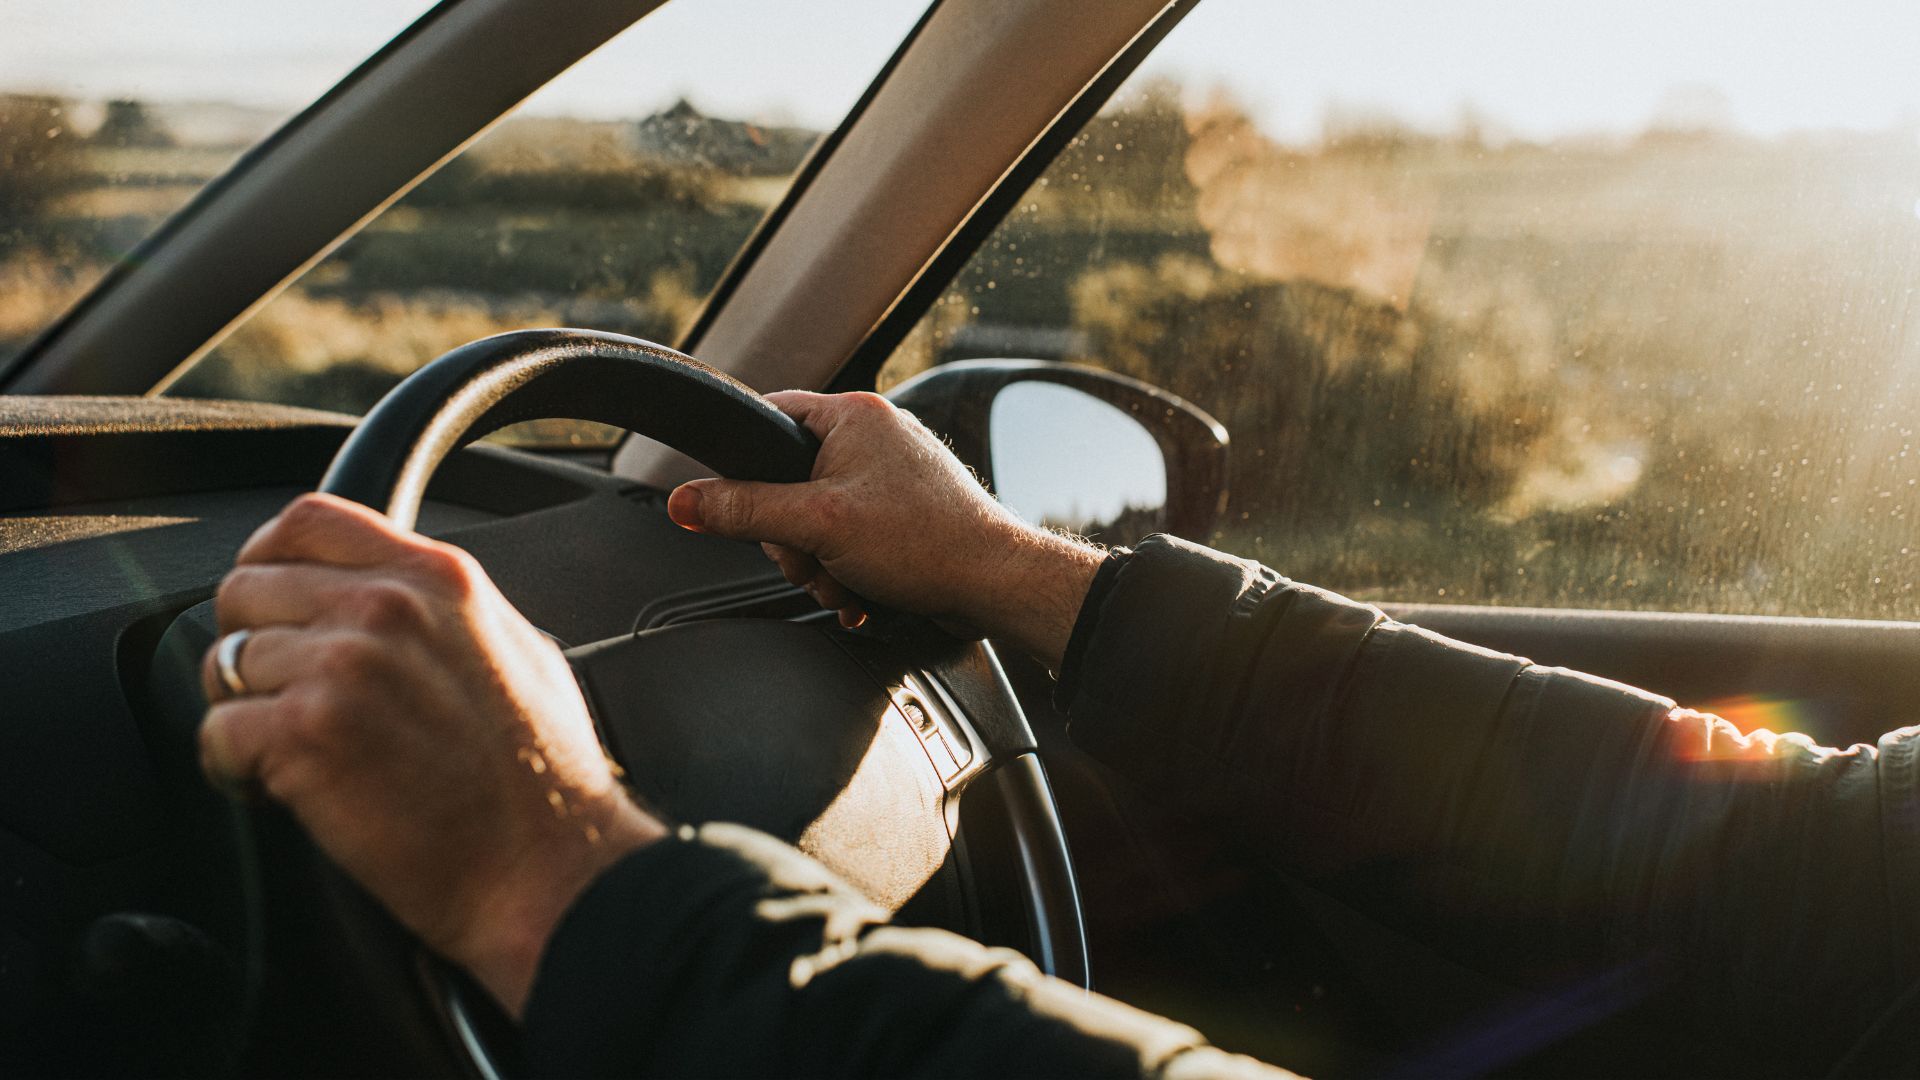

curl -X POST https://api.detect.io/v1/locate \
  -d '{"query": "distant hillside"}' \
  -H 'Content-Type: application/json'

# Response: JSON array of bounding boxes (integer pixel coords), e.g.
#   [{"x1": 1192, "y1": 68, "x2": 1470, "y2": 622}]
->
[
  {"x1": 629, "y1": 98, "x2": 816, "y2": 176},
  {"x1": 146, "y1": 100, "x2": 283, "y2": 148}
]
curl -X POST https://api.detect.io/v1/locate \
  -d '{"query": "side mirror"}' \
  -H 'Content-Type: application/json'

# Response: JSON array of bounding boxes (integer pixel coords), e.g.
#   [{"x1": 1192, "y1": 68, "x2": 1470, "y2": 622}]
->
[{"x1": 886, "y1": 360, "x2": 1228, "y2": 546}]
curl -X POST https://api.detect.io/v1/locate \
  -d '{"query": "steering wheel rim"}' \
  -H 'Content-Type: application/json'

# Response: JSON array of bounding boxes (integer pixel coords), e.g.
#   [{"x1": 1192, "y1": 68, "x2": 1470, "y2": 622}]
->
[
  {"x1": 234, "y1": 328, "x2": 1089, "y2": 1075},
  {"x1": 317, "y1": 328, "x2": 818, "y2": 526}
]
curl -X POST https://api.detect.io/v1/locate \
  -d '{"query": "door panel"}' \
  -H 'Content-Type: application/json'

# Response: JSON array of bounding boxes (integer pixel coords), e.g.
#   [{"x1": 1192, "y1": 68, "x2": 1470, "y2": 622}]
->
[{"x1": 1387, "y1": 603, "x2": 1920, "y2": 749}]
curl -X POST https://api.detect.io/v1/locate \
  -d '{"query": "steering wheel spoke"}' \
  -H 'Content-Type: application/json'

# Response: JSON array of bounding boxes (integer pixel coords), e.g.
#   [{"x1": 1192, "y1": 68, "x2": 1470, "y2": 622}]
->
[{"x1": 569, "y1": 620, "x2": 955, "y2": 911}]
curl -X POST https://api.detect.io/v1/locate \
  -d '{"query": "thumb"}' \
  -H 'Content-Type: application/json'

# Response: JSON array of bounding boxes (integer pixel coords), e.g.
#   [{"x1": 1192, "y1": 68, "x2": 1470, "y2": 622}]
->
[{"x1": 667, "y1": 478, "x2": 819, "y2": 549}]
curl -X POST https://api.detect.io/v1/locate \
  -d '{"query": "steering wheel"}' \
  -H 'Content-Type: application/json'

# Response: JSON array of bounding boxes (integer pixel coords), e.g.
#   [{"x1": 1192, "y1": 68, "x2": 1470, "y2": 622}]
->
[{"x1": 153, "y1": 329, "x2": 1087, "y2": 1076}]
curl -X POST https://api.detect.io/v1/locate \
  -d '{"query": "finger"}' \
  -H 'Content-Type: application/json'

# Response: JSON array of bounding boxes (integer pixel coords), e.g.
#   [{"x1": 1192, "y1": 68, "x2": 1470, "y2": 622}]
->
[
  {"x1": 807, "y1": 571, "x2": 856, "y2": 612},
  {"x1": 667, "y1": 477, "x2": 834, "y2": 550},
  {"x1": 216, "y1": 562, "x2": 423, "y2": 634},
  {"x1": 762, "y1": 390, "x2": 841, "y2": 440},
  {"x1": 791, "y1": 565, "x2": 863, "y2": 628},
  {"x1": 763, "y1": 390, "x2": 897, "y2": 443},
  {"x1": 237, "y1": 492, "x2": 422, "y2": 568},
  {"x1": 761, "y1": 542, "x2": 821, "y2": 587},
  {"x1": 199, "y1": 695, "x2": 282, "y2": 794},
  {"x1": 760, "y1": 544, "x2": 860, "y2": 624},
  {"x1": 201, "y1": 625, "x2": 326, "y2": 702}
]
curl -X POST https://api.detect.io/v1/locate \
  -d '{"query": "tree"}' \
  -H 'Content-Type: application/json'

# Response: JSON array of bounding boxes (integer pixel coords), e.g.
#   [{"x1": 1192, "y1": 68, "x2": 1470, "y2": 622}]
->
[{"x1": 92, "y1": 99, "x2": 174, "y2": 149}]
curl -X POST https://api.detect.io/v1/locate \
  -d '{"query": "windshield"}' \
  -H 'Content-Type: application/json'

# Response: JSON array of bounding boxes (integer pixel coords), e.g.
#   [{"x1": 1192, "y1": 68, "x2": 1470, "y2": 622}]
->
[
  {"x1": 1, "y1": 0, "x2": 928, "y2": 439},
  {"x1": 0, "y1": 0, "x2": 440, "y2": 373},
  {"x1": 152, "y1": 0, "x2": 927, "y2": 446}
]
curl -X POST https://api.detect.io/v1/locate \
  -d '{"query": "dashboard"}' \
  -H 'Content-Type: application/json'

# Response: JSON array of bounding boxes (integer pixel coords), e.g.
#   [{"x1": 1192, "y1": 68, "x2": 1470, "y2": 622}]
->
[{"x1": 0, "y1": 397, "x2": 855, "y2": 1073}]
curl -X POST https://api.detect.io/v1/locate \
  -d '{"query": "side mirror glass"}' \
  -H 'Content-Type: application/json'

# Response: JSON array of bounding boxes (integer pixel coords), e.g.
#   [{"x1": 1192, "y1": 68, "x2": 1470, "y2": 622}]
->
[
  {"x1": 886, "y1": 359, "x2": 1228, "y2": 546},
  {"x1": 989, "y1": 382, "x2": 1166, "y2": 543}
]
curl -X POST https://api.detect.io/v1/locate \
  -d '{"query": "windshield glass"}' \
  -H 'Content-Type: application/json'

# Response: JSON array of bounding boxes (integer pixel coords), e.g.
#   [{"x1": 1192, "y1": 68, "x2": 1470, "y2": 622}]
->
[
  {"x1": 157, "y1": 0, "x2": 928, "y2": 446},
  {"x1": 0, "y1": 0, "x2": 440, "y2": 373}
]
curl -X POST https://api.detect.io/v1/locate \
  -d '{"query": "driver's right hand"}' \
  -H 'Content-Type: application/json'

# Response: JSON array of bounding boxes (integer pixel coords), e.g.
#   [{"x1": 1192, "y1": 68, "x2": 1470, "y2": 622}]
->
[{"x1": 667, "y1": 391, "x2": 1104, "y2": 669}]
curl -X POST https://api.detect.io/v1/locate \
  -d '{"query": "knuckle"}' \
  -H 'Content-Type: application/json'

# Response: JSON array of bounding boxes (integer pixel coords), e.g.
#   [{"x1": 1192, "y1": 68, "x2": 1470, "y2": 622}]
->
[
  {"x1": 214, "y1": 564, "x2": 261, "y2": 614},
  {"x1": 198, "y1": 711, "x2": 251, "y2": 784},
  {"x1": 278, "y1": 493, "x2": 338, "y2": 537},
  {"x1": 711, "y1": 484, "x2": 753, "y2": 531},
  {"x1": 809, "y1": 486, "x2": 854, "y2": 532},
  {"x1": 412, "y1": 542, "x2": 480, "y2": 596},
  {"x1": 196, "y1": 706, "x2": 232, "y2": 755},
  {"x1": 347, "y1": 580, "x2": 428, "y2": 632},
  {"x1": 277, "y1": 686, "x2": 337, "y2": 748},
  {"x1": 841, "y1": 391, "x2": 895, "y2": 419},
  {"x1": 312, "y1": 634, "x2": 378, "y2": 682}
]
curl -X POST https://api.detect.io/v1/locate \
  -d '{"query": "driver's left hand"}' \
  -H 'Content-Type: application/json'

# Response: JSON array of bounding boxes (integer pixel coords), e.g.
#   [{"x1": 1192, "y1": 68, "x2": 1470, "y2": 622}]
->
[{"x1": 198, "y1": 492, "x2": 665, "y2": 1016}]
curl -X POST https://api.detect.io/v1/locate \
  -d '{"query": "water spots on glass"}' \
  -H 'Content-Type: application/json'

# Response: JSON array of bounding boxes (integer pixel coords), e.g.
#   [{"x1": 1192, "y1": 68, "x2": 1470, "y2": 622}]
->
[{"x1": 882, "y1": 0, "x2": 1920, "y2": 619}]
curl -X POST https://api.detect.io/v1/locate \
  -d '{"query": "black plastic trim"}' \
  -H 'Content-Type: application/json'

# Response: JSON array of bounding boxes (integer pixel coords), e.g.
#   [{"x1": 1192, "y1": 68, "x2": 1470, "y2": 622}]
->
[{"x1": 827, "y1": 0, "x2": 1203, "y2": 393}]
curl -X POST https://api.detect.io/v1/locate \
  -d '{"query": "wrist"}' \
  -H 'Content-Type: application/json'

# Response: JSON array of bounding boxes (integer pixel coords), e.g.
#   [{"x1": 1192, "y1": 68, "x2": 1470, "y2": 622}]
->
[
  {"x1": 972, "y1": 526, "x2": 1105, "y2": 670},
  {"x1": 455, "y1": 799, "x2": 666, "y2": 1018}
]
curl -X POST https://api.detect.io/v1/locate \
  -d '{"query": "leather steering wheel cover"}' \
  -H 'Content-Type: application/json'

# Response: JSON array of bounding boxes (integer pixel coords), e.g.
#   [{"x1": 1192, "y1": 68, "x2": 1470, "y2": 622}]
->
[{"x1": 317, "y1": 328, "x2": 817, "y2": 526}]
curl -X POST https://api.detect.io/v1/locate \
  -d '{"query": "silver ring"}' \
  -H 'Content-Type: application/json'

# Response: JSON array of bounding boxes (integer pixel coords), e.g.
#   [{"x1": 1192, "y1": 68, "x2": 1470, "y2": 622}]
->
[{"x1": 215, "y1": 628, "x2": 254, "y2": 698}]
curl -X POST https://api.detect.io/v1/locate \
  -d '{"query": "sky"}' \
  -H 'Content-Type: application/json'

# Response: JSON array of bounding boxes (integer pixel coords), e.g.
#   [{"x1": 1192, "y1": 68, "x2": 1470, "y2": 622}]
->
[
  {"x1": 989, "y1": 382, "x2": 1166, "y2": 530},
  {"x1": 1144, "y1": 0, "x2": 1920, "y2": 142},
  {"x1": 0, "y1": 0, "x2": 925, "y2": 129},
  {"x1": 3, "y1": 0, "x2": 1917, "y2": 140}
]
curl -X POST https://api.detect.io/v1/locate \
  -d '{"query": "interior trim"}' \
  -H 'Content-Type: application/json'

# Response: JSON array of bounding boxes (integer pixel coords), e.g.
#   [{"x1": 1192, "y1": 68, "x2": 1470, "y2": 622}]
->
[
  {"x1": 675, "y1": 0, "x2": 947, "y2": 357},
  {"x1": 613, "y1": 0, "x2": 1179, "y2": 487},
  {"x1": 1386, "y1": 601, "x2": 1920, "y2": 746},
  {"x1": 829, "y1": 0, "x2": 1201, "y2": 393}
]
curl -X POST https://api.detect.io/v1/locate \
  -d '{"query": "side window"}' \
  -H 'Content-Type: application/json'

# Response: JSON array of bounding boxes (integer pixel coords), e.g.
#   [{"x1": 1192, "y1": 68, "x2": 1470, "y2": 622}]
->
[
  {"x1": 164, "y1": 1, "x2": 927, "y2": 448},
  {"x1": 882, "y1": 0, "x2": 1920, "y2": 619}
]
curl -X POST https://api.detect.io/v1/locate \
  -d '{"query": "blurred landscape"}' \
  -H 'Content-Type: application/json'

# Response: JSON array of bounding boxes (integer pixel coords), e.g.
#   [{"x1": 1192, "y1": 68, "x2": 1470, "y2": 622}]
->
[
  {"x1": 5, "y1": 81, "x2": 1920, "y2": 617},
  {"x1": 881, "y1": 82, "x2": 1920, "y2": 618},
  {"x1": 0, "y1": 92, "x2": 811, "y2": 445}
]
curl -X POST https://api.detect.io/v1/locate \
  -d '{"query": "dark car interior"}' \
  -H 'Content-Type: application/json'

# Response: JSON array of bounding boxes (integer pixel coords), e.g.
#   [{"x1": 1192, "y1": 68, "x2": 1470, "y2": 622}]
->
[
  {"x1": 4, "y1": 0, "x2": 1920, "y2": 1076},
  {"x1": 0, "y1": 369, "x2": 1101, "y2": 1076}
]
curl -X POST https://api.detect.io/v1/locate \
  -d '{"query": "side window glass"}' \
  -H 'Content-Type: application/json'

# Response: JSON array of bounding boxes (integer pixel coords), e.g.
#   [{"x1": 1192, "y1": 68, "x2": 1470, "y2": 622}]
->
[{"x1": 883, "y1": 0, "x2": 1920, "y2": 620}]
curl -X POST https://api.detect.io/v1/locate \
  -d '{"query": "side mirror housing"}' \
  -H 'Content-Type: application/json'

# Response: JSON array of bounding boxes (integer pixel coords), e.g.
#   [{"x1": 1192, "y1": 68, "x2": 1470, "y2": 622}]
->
[{"x1": 886, "y1": 360, "x2": 1228, "y2": 546}]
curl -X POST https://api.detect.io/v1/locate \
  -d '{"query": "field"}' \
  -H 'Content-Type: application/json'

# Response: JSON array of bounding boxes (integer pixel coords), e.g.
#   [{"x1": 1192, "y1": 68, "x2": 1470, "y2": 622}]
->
[
  {"x1": 884, "y1": 86, "x2": 1920, "y2": 617},
  {"x1": 5, "y1": 88, "x2": 1920, "y2": 617}
]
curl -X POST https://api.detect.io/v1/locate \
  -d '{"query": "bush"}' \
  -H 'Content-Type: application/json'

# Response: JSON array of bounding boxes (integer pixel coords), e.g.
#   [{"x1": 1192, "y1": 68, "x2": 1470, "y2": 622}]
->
[
  {"x1": 405, "y1": 155, "x2": 720, "y2": 213},
  {"x1": 0, "y1": 94, "x2": 79, "y2": 223}
]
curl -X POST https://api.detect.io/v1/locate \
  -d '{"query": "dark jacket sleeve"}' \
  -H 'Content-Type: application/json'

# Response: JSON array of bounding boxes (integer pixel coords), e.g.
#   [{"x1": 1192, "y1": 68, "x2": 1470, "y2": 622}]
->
[
  {"x1": 523, "y1": 821, "x2": 1292, "y2": 1080},
  {"x1": 1059, "y1": 534, "x2": 1920, "y2": 1069}
]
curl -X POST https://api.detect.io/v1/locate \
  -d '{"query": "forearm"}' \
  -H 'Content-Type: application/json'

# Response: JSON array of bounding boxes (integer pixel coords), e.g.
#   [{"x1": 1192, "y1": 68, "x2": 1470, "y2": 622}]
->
[
  {"x1": 1058, "y1": 536, "x2": 1920, "y2": 1067},
  {"x1": 523, "y1": 823, "x2": 1293, "y2": 1079},
  {"x1": 972, "y1": 527, "x2": 1107, "y2": 671}
]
